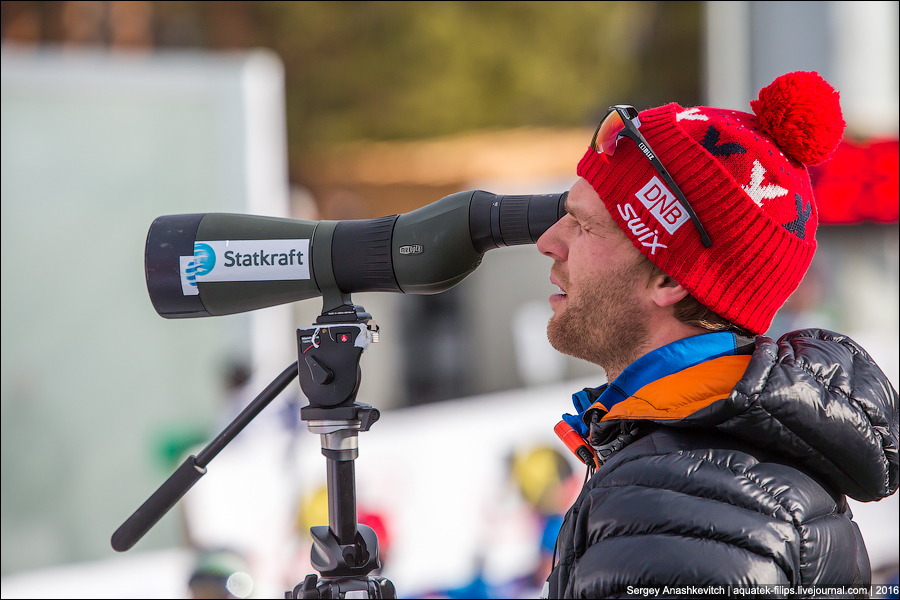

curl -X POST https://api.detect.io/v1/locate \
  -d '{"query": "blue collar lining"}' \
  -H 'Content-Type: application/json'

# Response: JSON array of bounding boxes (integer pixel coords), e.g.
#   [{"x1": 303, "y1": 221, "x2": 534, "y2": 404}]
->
[{"x1": 563, "y1": 332, "x2": 740, "y2": 437}]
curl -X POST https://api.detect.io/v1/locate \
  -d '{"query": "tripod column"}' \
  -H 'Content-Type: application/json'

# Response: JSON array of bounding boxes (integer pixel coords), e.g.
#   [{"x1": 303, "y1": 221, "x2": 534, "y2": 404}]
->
[
  {"x1": 311, "y1": 422, "x2": 362, "y2": 546},
  {"x1": 327, "y1": 457, "x2": 358, "y2": 545}
]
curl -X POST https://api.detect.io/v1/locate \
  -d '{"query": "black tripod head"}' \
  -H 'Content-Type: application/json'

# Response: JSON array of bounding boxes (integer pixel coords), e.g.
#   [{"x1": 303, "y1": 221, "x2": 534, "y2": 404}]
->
[{"x1": 290, "y1": 302, "x2": 395, "y2": 598}]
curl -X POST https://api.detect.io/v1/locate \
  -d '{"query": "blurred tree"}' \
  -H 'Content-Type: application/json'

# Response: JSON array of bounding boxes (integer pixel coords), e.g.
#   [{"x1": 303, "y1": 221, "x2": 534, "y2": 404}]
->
[
  {"x1": 2, "y1": 0, "x2": 701, "y2": 163},
  {"x1": 243, "y1": 1, "x2": 701, "y2": 147}
]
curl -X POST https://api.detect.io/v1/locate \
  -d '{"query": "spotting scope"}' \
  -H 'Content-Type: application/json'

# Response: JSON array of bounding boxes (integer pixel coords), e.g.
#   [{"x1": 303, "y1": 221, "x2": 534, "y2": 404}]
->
[{"x1": 146, "y1": 190, "x2": 567, "y2": 318}]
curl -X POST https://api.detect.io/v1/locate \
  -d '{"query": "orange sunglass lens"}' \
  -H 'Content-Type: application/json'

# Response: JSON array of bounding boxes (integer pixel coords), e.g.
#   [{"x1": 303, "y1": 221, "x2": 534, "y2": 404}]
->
[{"x1": 595, "y1": 110, "x2": 626, "y2": 156}]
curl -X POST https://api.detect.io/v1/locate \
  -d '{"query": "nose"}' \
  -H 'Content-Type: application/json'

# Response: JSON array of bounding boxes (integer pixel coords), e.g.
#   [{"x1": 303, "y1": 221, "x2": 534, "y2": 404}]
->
[{"x1": 537, "y1": 218, "x2": 567, "y2": 262}]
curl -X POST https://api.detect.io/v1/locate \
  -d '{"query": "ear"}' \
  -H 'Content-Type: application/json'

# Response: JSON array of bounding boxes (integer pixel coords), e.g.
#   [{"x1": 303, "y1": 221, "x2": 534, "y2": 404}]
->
[{"x1": 649, "y1": 273, "x2": 690, "y2": 308}]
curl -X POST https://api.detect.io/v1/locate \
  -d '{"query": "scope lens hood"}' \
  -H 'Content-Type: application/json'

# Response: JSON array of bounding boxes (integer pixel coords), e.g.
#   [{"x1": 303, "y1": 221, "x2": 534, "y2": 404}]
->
[{"x1": 145, "y1": 214, "x2": 211, "y2": 318}]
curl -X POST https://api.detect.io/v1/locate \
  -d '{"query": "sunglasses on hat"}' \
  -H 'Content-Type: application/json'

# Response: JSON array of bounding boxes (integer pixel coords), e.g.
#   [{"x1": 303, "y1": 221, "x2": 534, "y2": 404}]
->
[{"x1": 591, "y1": 105, "x2": 712, "y2": 247}]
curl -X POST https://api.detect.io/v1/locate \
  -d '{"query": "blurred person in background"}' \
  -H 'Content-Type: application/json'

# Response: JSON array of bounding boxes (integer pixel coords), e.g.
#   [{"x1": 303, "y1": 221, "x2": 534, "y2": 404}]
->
[
  {"x1": 428, "y1": 446, "x2": 579, "y2": 599},
  {"x1": 187, "y1": 549, "x2": 252, "y2": 600},
  {"x1": 536, "y1": 71, "x2": 899, "y2": 597},
  {"x1": 504, "y1": 446, "x2": 577, "y2": 598}
]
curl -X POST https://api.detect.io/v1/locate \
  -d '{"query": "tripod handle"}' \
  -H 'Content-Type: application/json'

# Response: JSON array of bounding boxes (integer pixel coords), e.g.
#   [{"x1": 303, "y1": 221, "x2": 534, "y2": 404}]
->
[
  {"x1": 111, "y1": 361, "x2": 299, "y2": 553},
  {"x1": 111, "y1": 455, "x2": 206, "y2": 552}
]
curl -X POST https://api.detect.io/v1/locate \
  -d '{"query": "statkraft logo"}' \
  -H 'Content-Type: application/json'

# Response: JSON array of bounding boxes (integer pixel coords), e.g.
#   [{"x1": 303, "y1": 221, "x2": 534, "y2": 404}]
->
[
  {"x1": 180, "y1": 256, "x2": 200, "y2": 295},
  {"x1": 193, "y1": 242, "x2": 216, "y2": 275},
  {"x1": 221, "y1": 246, "x2": 304, "y2": 267},
  {"x1": 180, "y1": 242, "x2": 216, "y2": 295},
  {"x1": 179, "y1": 239, "x2": 311, "y2": 295}
]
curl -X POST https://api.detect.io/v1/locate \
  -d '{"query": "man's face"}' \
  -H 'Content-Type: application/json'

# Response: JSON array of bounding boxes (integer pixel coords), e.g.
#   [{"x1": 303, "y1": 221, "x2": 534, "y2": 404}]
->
[{"x1": 536, "y1": 178, "x2": 652, "y2": 375}]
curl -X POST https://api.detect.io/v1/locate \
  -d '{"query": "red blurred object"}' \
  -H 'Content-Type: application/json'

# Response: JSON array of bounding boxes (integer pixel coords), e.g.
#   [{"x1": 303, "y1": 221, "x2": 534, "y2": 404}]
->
[
  {"x1": 358, "y1": 510, "x2": 390, "y2": 556},
  {"x1": 810, "y1": 139, "x2": 899, "y2": 224}
]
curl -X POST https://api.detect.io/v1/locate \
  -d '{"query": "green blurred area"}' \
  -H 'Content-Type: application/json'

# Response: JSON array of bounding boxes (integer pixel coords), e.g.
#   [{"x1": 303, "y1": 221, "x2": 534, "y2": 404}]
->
[
  {"x1": 151, "y1": 1, "x2": 700, "y2": 146},
  {"x1": 2, "y1": 0, "x2": 702, "y2": 179}
]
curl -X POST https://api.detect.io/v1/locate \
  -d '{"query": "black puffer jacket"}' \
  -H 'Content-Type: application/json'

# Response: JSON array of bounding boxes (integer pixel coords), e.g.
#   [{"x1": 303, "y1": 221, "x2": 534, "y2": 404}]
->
[{"x1": 548, "y1": 330, "x2": 899, "y2": 598}]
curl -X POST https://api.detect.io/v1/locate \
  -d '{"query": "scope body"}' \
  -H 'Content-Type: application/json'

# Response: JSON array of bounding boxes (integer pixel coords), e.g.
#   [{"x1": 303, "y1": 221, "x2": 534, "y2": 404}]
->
[{"x1": 145, "y1": 190, "x2": 567, "y2": 318}]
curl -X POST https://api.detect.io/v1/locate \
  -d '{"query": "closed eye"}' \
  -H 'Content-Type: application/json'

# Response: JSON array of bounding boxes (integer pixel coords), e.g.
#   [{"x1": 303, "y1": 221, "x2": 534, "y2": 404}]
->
[{"x1": 560, "y1": 213, "x2": 586, "y2": 233}]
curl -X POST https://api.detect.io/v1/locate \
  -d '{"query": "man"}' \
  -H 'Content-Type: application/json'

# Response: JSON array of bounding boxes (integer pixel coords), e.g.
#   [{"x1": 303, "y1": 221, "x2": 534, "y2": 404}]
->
[{"x1": 536, "y1": 71, "x2": 898, "y2": 597}]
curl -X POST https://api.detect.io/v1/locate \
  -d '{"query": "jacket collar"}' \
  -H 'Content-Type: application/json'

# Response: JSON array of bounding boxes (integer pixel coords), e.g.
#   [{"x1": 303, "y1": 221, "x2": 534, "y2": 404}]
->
[{"x1": 564, "y1": 332, "x2": 748, "y2": 435}]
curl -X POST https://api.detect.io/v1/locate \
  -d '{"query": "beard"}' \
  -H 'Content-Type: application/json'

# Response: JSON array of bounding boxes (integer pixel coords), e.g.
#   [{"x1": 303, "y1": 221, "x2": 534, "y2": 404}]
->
[{"x1": 547, "y1": 258, "x2": 651, "y2": 378}]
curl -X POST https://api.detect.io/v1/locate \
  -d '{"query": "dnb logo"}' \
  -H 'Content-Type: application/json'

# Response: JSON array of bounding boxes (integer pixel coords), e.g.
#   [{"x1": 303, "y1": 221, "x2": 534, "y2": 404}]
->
[{"x1": 636, "y1": 176, "x2": 690, "y2": 235}]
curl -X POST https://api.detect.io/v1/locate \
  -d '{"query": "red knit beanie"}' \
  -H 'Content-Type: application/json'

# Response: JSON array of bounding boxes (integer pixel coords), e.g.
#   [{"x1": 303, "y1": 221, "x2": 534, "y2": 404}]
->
[{"x1": 577, "y1": 71, "x2": 845, "y2": 334}]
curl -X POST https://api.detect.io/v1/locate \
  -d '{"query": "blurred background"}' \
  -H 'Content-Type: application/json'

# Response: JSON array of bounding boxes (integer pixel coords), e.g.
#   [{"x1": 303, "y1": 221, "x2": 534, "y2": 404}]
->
[{"x1": 1, "y1": 1, "x2": 897, "y2": 598}]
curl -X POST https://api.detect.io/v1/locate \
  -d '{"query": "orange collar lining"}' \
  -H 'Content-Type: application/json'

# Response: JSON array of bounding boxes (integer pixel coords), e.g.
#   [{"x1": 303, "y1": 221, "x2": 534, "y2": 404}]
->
[{"x1": 600, "y1": 355, "x2": 751, "y2": 422}]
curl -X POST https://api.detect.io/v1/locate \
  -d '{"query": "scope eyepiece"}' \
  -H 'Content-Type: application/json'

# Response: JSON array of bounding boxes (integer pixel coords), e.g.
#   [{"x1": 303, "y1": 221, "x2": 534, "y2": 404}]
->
[{"x1": 145, "y1": 190, "x2": 567, "y2": 318}]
